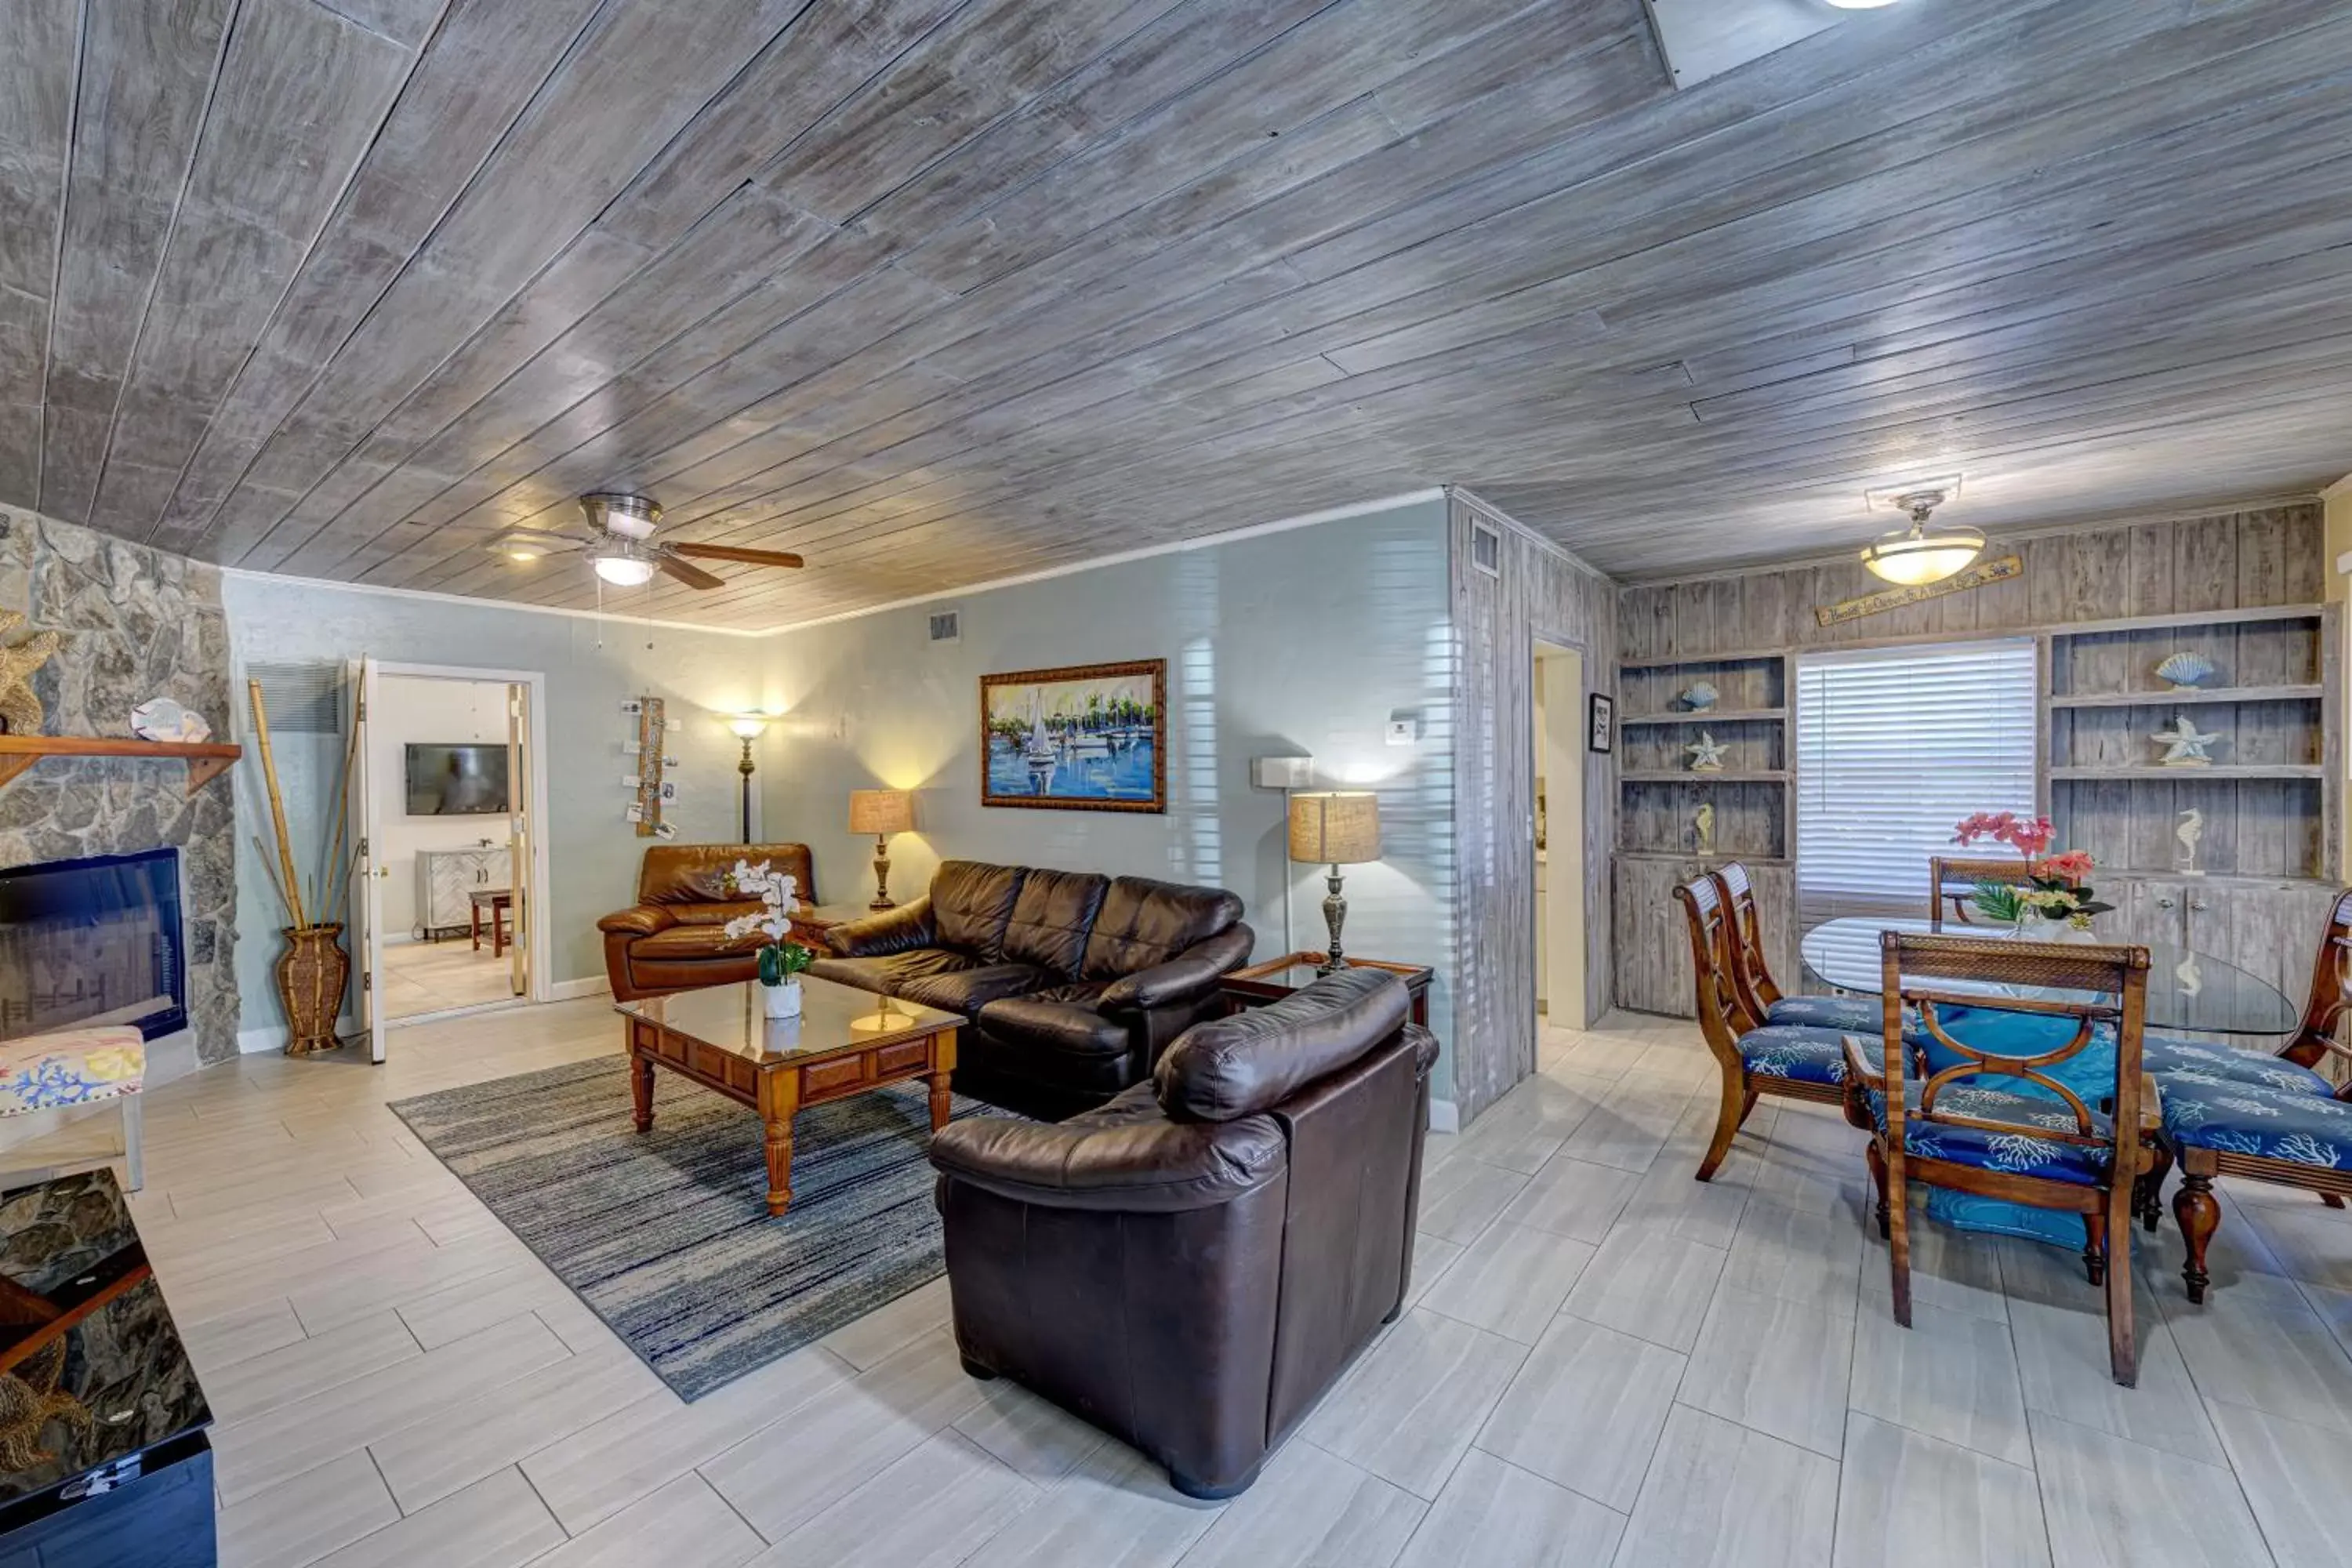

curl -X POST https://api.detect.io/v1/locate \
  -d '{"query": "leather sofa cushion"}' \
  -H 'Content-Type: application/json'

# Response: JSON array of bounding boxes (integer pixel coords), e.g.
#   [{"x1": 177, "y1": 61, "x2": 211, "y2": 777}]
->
[
  {"x1": 1002, "y1": 870, "x2": 1109, "y2": 975},
  {"x1": 632, "y1": 924, "x2": 768, "y2": 961},
  {"x1": 934, "y1": 862, "x2": 1027, "y2": 960},
  {"x1": 1082, "y1": 877, "x2": 1243, "y2": 979},
  {"x1": 638, "y1": 842, "x2": 815, "y2": 907},
  {"x1": 899, "y1": 962, "x2": 1050, "y2": 1016},
  {"x1": 808, "y1": 948, "x2": 981, "y2": 998},
  {"x1": 929, "y1": 1082, "x2": 1287, "y2": 1212},
  {"x1": 1156, "y1": 969, "x2": 1409, "y2": 1123},
  {"x1": 978, "y1": 996, "x2": 1130, "y2": 1062}
]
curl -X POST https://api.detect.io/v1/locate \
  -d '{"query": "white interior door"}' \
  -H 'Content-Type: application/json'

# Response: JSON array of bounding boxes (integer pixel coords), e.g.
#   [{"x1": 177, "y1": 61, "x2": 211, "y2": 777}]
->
[
  {"x1": 349, "y1": 656, "x2": 388, "y2": 1062},
  {"x1": 506, "y1": 681, "x2": 531, "y2": 1000}
]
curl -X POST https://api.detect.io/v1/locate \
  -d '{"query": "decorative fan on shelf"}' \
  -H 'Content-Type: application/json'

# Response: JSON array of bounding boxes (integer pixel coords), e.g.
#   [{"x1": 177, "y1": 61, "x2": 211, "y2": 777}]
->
[{"x1": 487, "y1": 492, "x2": 803, "y2": 591}]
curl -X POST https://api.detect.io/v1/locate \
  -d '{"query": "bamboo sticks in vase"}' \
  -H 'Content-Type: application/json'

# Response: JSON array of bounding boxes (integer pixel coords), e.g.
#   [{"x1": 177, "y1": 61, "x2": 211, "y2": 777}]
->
[{"x1": 248, "y1": 677, "x2": 351, "y2": 1056}]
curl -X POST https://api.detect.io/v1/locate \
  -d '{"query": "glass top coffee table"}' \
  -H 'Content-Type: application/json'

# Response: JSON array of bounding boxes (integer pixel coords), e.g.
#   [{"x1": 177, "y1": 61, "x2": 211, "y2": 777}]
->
[{"x1": 615, "y1": 977, "x2": 962, "y2": 1216}]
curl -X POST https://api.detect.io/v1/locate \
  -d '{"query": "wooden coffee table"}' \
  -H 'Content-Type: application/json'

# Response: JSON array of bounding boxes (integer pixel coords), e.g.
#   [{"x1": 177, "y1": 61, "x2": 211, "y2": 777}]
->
[{"x1": 614, "y1": 976, "x2": 961, "y2": 1216}]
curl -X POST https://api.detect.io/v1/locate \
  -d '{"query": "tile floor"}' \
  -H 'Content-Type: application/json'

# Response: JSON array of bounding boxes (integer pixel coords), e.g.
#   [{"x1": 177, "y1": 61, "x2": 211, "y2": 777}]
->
[
  {"x1": 33, "y1": 1001, "x2": 2352, "y2": 1567},
  {"x1": 379, "y1": 933, "x2": 519, "y2": 1018}
]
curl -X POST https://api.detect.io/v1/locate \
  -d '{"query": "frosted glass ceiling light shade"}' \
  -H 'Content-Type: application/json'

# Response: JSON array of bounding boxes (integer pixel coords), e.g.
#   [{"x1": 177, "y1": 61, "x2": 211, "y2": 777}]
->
[
  {"x1": 592, "y1": 551, "x2": 656, "y2": 587},
  {"x1": 1859, "y1": 485, "x2": 1982, "y2": 586}
]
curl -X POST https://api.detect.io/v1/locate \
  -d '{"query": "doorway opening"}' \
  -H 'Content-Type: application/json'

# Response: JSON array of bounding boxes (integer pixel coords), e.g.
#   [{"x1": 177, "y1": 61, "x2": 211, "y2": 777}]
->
[
  {"x1": 348, "y1": 659, "x2": 550, "y2": 1057},
  {"x1": 1534, "y1": 640, "x2": 1587, "y2": 1030}
]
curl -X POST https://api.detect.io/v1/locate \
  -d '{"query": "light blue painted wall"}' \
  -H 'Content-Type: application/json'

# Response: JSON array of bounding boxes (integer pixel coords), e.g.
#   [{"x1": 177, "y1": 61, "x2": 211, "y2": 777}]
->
[
  {"x1": 223, "y1": 575, "x2": 778, "y2": 1037},
  {"x1": 754, "y1": 497, "x2": 1462, "y2": 1092}
]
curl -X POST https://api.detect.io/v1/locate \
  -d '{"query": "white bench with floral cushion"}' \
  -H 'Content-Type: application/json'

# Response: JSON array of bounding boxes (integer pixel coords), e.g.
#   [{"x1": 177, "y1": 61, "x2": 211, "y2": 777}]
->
[{"x1": 0, "y1": 1025, "x2": 145, "y2": 1191}]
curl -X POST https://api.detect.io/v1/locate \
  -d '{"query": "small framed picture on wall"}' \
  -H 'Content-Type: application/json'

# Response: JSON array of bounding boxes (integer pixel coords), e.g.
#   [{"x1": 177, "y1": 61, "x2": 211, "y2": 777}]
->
[{"x1": 1588, "y1": 692, "x2": 1614, "y2": 754}]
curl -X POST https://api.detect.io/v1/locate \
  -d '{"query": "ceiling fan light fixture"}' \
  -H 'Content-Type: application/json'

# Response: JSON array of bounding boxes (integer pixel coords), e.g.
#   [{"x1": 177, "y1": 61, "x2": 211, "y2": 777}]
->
[
  {"x1": 1859, "y1": 482, "x2": 1981, "y2": 586},
  {"x1": 592, "y1": 550, "x2": 657, "y2": 587}
]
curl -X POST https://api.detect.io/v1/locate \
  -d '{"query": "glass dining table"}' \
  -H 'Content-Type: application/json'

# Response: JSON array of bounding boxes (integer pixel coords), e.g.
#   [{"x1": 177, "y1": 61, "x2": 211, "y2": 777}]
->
[{"x1": 1798, "y1": 916, "x2": 2300, "y2": 1247}]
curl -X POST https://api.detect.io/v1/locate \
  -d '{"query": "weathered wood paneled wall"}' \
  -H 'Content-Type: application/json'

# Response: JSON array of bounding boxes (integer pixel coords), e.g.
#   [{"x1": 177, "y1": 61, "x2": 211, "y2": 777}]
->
[
  {"x1": 1450, "y1": 489, "x2": 1618, "y2": 1124},
  {"x1": 1615, "y1": 502, "x2": 2333, "y2": 1018}
]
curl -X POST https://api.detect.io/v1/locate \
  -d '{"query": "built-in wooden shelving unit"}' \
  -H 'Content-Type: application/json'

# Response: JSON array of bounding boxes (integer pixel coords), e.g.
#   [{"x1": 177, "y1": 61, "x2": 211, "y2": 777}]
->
[{"x1": 0, "y1": 736, "x2": 241, "y2": 795}]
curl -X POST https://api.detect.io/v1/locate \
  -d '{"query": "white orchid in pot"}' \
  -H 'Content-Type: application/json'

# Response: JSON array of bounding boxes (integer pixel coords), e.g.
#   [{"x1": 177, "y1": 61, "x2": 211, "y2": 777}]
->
[{"x1": 723, "y1": 859, "x2": 814, "y2": 1018}]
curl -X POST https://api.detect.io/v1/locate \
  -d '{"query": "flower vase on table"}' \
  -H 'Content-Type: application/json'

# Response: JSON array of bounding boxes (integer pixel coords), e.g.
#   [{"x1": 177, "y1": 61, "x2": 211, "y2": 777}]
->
[{"x1": 724, "y1": 858, "x2": 815, "y2": 1021}]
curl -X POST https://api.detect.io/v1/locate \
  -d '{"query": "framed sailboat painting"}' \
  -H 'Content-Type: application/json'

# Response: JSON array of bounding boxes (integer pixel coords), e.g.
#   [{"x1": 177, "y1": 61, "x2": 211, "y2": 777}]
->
[{"x1": 980, "y1": 659, "x2": 1166, "y2": 812}]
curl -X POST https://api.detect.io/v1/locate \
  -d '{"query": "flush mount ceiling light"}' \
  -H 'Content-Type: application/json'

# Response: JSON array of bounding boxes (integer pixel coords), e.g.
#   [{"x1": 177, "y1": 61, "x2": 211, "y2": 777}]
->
[
  {"x1": 1859, "y1": 477, "x2": 1981, "y2": 586},
  {"x1": 489, "y1": 532, "x2": 546, "y2": 562}
]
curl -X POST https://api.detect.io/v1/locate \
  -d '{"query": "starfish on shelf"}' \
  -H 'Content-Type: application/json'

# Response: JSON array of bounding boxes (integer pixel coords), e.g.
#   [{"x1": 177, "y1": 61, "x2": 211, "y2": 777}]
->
[
  {"x1": 1685, "y1": 731, "x2": 1729, "y2": 773},
  {"x1": 0, "y1": 611, "x2": 61, "y2": 736},
  {"x1": 2152, "y1": 715, "x2": 2220, "y2": 768}
]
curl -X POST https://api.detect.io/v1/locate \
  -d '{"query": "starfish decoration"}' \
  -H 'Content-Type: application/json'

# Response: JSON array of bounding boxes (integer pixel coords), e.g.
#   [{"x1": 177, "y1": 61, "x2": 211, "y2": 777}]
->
[
  {"x1": 0, "y1": 611, "x2": 62, "y2": 737},
  {"x1": 2152, "y1": 714, "x2": 2220, "y2": 768},
  {"x1": 1685, "y1": 731, "x2": 1728, "y2": 772}
]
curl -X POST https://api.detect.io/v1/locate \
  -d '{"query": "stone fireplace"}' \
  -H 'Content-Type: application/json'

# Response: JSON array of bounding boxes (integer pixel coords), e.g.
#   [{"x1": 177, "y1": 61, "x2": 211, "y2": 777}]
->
[
  {"x1": 0, "y1": 507, "x2": 237, "y2": 1065},
  {"x1": 0, "y1": 847, "x2": 186, "y2": 1043}
]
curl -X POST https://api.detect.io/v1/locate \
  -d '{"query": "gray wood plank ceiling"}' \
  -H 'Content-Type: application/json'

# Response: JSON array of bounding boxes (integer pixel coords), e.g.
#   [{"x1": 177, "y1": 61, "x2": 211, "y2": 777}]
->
[{"x1": 6, "y1": 0, "x2": 2352, "y2": 626}]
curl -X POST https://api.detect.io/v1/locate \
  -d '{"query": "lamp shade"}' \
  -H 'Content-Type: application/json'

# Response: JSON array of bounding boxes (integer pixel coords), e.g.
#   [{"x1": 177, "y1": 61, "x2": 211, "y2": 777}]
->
[
  {"x1": 848, "y1": 788, "x2": 915, "y2": 836},
  {"x1": 1289, "y1": 792, "x2": 1381, "y2": 866},
  {"x1": 727, "y1": 713, "x2": 770, "y2": 739}
]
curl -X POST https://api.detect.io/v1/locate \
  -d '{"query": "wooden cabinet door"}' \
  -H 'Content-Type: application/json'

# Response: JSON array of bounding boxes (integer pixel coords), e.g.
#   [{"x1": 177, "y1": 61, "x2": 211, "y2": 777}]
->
[
  {"x1": 2184, "y1": 880, "x2": 2336, "y2": 1025},
  {"x1": 1614, "y1": 856, "x2": 1701, "y2": 1017},
  {"x1": 2104, "y1": 877, "x2": 2187, "y2": 954}
]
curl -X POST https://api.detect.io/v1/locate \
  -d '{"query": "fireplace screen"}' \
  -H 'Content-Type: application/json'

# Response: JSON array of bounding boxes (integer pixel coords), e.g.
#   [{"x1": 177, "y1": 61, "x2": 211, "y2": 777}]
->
[{"x1": 0, "y1": 848, "x2": 185, "y2": 1044}]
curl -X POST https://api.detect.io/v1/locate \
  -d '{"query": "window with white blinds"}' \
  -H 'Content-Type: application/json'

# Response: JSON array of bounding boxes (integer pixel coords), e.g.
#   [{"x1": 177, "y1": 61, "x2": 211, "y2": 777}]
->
[{"x1": 1795, "y1": 639, "x2": 2038, "y2": 924}]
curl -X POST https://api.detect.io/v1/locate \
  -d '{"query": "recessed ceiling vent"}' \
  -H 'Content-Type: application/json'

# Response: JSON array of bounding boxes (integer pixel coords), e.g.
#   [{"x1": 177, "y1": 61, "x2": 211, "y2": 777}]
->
[{"x1": 928, "y1": 608, "x2": 961, "y2": 644}]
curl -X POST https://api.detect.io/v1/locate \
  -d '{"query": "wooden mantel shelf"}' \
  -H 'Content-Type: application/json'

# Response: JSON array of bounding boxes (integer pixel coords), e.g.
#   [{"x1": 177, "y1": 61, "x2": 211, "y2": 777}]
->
[{"x1": 0, "y1": 736, "x2": 241, "y2": 795}]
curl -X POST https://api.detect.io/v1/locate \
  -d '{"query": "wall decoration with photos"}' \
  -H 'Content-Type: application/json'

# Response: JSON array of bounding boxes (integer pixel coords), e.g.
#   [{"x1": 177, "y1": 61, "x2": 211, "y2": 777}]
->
[{"x1": 980, "y1": 659, "x2": 1166, "y2": 813}]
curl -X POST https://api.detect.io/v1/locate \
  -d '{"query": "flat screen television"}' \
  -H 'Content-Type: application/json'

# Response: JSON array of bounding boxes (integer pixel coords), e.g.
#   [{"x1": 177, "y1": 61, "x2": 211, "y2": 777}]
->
[{"x1": 405, "y1": 743, "x2": 510, "y2": 816}]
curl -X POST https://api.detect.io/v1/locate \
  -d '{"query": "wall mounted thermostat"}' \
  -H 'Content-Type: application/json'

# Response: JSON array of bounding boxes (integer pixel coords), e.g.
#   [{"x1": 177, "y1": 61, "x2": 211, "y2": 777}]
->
[{"x1": 1387, "y1": 711, "x2": 1421, "y2": 746}]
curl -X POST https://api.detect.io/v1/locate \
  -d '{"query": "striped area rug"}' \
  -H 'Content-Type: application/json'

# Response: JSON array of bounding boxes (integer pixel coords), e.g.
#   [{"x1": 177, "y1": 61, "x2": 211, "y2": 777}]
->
[{"x1": 389, "y1": 1056, "x2": 1002, "y2": 1399}]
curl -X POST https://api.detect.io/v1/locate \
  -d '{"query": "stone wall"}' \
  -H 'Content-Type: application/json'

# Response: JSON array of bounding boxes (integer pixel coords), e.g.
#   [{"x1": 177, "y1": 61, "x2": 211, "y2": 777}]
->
[{"x1": 0, "y1": 506, "x2": 238, "y2": 1063}]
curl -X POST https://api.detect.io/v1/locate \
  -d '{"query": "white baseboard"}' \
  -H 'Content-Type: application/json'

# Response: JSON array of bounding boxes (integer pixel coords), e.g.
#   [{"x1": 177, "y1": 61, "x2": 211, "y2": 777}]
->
[
  {"x1": 547, "y1": 976, "x2": 611, "y2": 1002},
  {"x1": 1428, "y1": 1099, "x2": 1460, "y2": 1134},
  {"x1": 238, "y1": 1015, "x2": 356, "y2": 1054}
]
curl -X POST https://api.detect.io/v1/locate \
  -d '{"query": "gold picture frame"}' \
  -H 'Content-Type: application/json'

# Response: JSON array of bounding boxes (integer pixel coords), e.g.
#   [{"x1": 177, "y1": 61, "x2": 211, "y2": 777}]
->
[{"x1": 979, "y1": 659, "x2": 1167, "y2": 813}]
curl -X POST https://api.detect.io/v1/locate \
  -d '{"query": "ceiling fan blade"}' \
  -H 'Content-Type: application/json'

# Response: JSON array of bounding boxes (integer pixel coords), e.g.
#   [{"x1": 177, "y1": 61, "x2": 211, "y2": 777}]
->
[
  {"x1": 655, "y1": 550, "x2": 728, "y2": 591},
  {"x1": 666, "y1": 542, "x2": 805, "y2": 569}
]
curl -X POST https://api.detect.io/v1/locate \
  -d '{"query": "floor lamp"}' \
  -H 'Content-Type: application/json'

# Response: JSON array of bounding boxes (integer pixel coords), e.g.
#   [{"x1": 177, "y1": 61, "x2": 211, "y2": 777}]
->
[{"x1": 728, "y1": 715, "x2": 769, "y2": 843}]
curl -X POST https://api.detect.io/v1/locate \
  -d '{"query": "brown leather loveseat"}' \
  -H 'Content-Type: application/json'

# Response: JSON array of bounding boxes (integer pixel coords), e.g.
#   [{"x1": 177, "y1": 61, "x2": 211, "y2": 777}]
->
[
  {"x1": 598, "y1": 843, "x2": 817, "y2": 1001},
  {"x1": 810, "y1": 859, "x2": 1253, "y2": 1117},
  {"x1": 928, "y1": 969, "x2": 1437, "y2": 1498}
]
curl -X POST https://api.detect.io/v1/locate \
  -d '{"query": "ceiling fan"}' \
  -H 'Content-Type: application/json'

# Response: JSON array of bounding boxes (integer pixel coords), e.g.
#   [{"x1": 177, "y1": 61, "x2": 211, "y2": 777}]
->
[{"x1": 488, "y1": 492, "x2": 803, "y2": 590}]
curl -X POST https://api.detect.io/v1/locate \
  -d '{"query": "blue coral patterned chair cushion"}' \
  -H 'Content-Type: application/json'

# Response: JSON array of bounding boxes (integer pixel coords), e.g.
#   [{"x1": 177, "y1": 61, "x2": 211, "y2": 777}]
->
[
  {"x1": 1764, "y1": 995, "x2": 1886, "y2": 1033},
  {"x1": 2143, "y1": 1036, "x2": 2333, "y2": 1098},
  {"x1": 0, "y1": 1025, "x2": 145, "y2": 1116},
  {"x1": 2160, "y1": 1079, "x2": 2352, "y2": 1170},
  {"x1": 1738, "y1": 1025, "x2": 1867, "y2": 1087},
  {"x1": 1864, "y1": 1080, "x2": 2113, "y2": 1185}
]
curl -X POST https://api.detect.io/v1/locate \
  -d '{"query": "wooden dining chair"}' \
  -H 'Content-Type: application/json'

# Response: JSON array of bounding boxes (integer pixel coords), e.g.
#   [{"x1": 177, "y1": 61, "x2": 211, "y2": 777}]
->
[
  {"x1": 1710, "y1": 863, "x2": 1882, "y2": 1035},
  {"x1": 1675, "y1": 876, "x2": 1861, "y2": 1182},
  {"x1": 1927, "y1": 855, "x2": 2039, "y2": 931},
  {"x1": 1844, "y1": 931, "x2": 2149, "y2": 1385}
]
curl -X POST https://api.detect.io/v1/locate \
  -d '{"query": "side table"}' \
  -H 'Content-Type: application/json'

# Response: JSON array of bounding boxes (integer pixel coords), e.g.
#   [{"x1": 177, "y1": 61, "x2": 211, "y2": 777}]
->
[{"x1": 1219, "y1": 952, "x2": 1432, "y2": 1027}]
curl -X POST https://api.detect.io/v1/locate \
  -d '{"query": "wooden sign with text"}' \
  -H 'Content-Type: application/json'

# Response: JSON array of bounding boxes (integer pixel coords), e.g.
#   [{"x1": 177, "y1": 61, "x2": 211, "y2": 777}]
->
[{"x1": 1814, "y1": 554, "x2": 2024, "y2": 627}]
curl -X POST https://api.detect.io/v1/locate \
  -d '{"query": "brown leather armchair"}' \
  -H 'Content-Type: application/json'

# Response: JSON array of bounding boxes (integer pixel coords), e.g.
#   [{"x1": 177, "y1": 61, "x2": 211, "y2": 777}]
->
[
  {"x1": 811, "y1": 860, "x2": 1254, "y2": 1117},
  {"x1": 928, "y1": 969, "x2": 1436, "y2": 1498},
  {"x1": 598, "y1": 843, "x2": 817, "y2": 1001}
]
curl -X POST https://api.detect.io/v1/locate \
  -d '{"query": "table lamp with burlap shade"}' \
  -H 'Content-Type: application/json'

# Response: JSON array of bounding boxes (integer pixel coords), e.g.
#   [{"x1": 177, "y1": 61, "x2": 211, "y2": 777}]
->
[
  {"x1": 1288, "y1": 791, "x2": 1381, "y2": 975},
  {"x1": 848, "y1": 789, "x2": 916, "y2": 909}
]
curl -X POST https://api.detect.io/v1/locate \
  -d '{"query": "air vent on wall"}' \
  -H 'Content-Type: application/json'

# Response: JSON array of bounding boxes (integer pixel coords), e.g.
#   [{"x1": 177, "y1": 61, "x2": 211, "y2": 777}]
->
[
  {"x1": 1470, "y1": 521, "x2": 1503, "y2": 579},
  {"x1": 246, "y1": 662, "x2": 344, "y2": 734},
  {"x1": 928, "y1": 608, "x2": 961, "y2": 644}
]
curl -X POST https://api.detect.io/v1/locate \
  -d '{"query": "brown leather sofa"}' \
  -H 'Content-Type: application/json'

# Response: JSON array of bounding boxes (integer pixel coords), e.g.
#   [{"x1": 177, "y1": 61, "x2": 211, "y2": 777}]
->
[
  {"x1": 929, "y1": 969, "x2": 1437, "y2": 1498},
  {"x1": 597, "y1": 843, "x2": 817, "y2": 1001},
  {"x1": 809, "y1": 859, "x2": 1254, "y2": 1117}
]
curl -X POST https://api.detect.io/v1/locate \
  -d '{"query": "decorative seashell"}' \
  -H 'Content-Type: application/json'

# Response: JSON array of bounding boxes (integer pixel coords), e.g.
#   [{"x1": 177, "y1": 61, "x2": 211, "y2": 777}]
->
[
  {"x1": 129, "y1": 697, "x2": 211, "y2": 744},
  {"x1": 1679, "y1": 681, "x2": 1719, "y2": 711},
  {"x1": 2154, "y1": 651, "x2": 2216, "y2": 691}
]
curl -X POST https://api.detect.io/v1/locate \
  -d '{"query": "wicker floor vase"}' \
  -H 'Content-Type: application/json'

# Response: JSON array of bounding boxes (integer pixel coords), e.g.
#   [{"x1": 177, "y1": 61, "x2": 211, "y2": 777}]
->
[{"x1": 278, "y1": 924, "x2": 349, "y2": 1056}]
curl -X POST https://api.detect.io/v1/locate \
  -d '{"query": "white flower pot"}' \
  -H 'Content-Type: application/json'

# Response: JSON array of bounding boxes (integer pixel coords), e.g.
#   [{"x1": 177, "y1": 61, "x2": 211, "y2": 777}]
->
[{"x1": 763, "y1": 978, "x2": 802, "y2": 1019}]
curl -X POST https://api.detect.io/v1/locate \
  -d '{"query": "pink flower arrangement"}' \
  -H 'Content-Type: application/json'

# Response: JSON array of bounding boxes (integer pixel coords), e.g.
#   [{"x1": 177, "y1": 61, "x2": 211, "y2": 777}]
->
[
  {"x1": 1951, "y1": 811, "x2": 2056, "y2": 857},
  {"x1": 2038, "y1": 849, "x2": 2096, "y2": 887}
]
